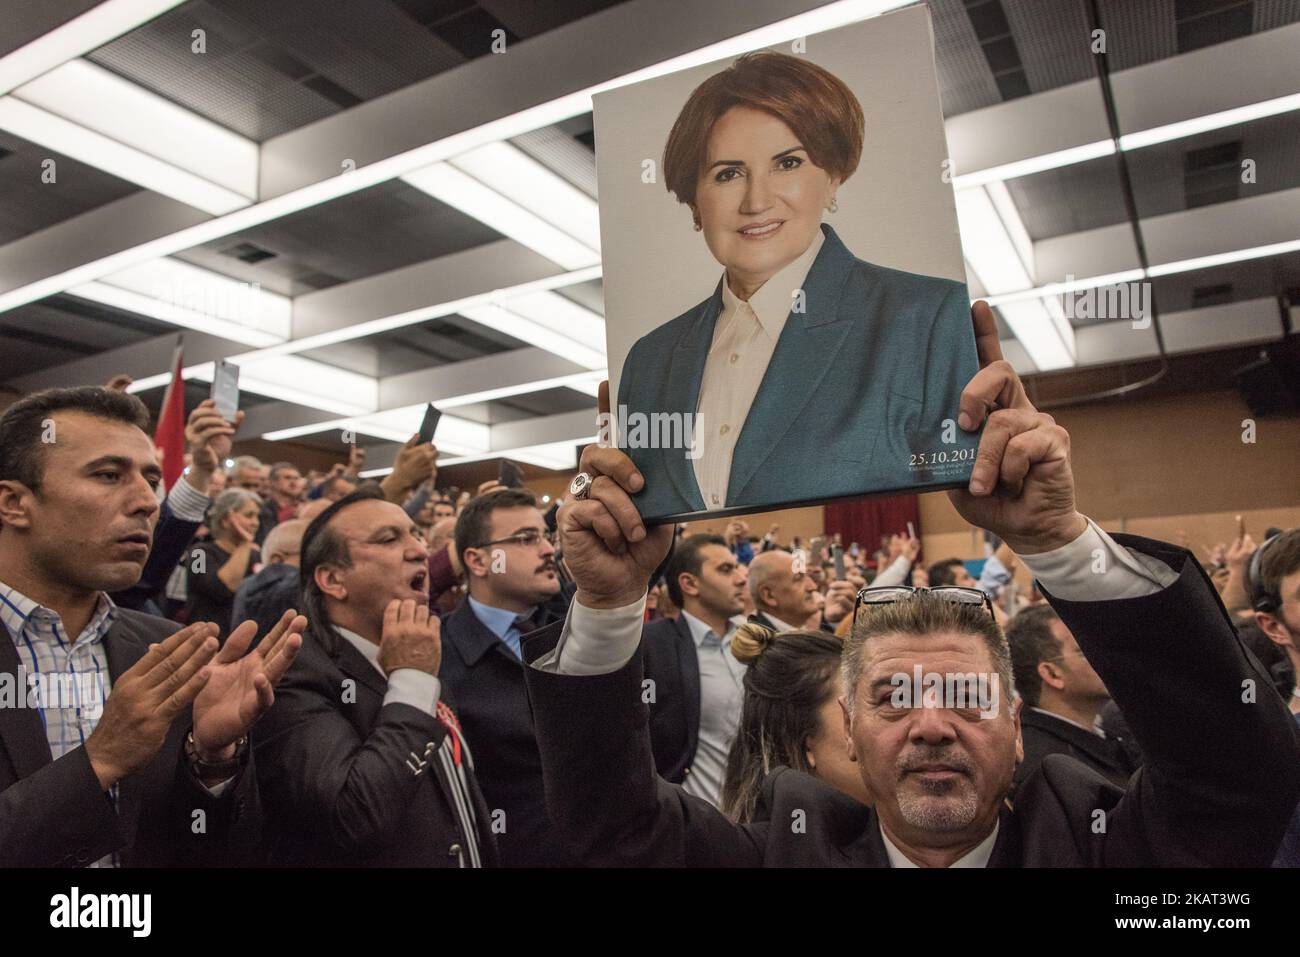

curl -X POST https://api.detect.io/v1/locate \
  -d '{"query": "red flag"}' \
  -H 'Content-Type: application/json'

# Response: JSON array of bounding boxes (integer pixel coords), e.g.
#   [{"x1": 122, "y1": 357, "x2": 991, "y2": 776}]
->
[{"x1": 154, "y1": 341, "x2": 186, "y2": 491}]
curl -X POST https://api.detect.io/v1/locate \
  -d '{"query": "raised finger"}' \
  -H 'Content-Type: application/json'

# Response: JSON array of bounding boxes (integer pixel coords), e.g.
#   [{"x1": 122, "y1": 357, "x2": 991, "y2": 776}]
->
[
  {"x1": 262, "y1": 626, "x2": 304, "y2": 686},
  {"x1": 382, "y1": 599, "x2": 401, "y2": 635},
  {"x1": 160, "y1": 661, "x2": 215, "y2": 717},
  {"x1": 971, "y1": 300, "x2": 1004, "y2": 368},
  {"x1": 139, "y1": 624, "x2": 216, "y2": 688},
  {"x1": 252, "y1": 608, "x2": 296, "y2": 660},
  {"x1": 968, "y1": 408, "x2": 1040, "y2": 496},
  {"x1": 578, "y1": 444, "x2": 644, "y2": 494},
  {"x1": 151, "y1": 633, "x2": 218, "y2": 702},
  {"x1": 219, "y1": 619, "x2": 256, "y2": 663}
]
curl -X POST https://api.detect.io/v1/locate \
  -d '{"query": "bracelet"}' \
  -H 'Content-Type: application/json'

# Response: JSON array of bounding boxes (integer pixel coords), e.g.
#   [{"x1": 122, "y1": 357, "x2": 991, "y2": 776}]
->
[{"x1": 185, "y1": 731, "x2": 248, "y2": 779}]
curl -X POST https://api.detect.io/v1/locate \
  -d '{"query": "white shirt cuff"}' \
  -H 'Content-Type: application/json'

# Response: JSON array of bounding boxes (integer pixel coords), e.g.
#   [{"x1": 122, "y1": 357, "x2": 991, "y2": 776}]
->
[
  {"x1": 1018, "y1": 518, "x2": 1179, "y2": 602},
  {"x1": 166, "y1": 478, "x2": 211, "y2": 522},
  {"x1": 532, "y1": 593, "x2": 648, "y2": 676},
  {"x1": 383, "y1": 670, "x2": 442, "y2": 716}
]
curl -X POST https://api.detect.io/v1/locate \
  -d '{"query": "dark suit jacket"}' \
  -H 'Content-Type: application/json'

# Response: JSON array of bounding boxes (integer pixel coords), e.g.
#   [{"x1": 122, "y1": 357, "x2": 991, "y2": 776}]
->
[
  {"x1": 617, "y1": 224, "x2": 980, "y2": 520},
  {"x1": 639, "y1": 614, "x2": 699, "y2": 785},
  {"x1": 0, "y1": 608, "x2": 259, "y2": 867},
  {"x1": 253, "y1": 628, "x2": 497, "y2": 867},
  {"x1": 438, "y1": 597, "x2": 575, "y2": 866},
  {"x1": 522, "y1": 535, "x2": 1300, "y2": 866},
  {"x1": 111, "y1": 497, "x2": 200, "y2": 614},
  {"x1": 1013, "y1": 707, "x2": 1132, "y2": 793}
]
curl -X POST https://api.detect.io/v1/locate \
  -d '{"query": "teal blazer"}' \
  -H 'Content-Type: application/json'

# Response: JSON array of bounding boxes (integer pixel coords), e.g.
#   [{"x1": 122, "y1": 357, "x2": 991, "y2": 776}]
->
[{"x1": 617, "y1": 224, "x2": 980, "y2": 521}]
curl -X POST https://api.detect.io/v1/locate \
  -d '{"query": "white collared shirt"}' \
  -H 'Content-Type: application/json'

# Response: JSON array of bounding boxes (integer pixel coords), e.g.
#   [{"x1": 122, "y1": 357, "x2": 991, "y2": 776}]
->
[
  {"x1": 332, "y1": 626, "x2": 442, "y2": 716},
  {"x1": 677, "y1": 611, "x2": 744, "y2": 807},
  {"x1": 880, "y1": 821, "x2": 1000, "y2": 868},
  {"x1": 692, "y1": 229, "x2": 825, "y2": 508}
]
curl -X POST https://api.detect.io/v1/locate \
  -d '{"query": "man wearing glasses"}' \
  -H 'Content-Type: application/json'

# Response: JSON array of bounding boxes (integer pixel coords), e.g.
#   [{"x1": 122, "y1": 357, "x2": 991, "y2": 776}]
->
[
  {"x1": 439, "y1": 488, "x2": 576, "y2": 866},
  {"x1": 518, "y1": 354, "x2": 1299, "y2": 866}
]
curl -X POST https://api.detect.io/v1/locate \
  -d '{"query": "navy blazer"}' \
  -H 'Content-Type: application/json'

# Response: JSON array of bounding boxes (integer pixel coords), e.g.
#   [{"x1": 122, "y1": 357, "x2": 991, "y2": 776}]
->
[
  {"x1": 617, "y1": 224, "x2": 980, "y2": 521},
  {"x1": 639, "y1": 614, "x2": 700, "y2": 785},
  {"x1": 438, "y1": 597, "x2": 576, "y2": 866}
]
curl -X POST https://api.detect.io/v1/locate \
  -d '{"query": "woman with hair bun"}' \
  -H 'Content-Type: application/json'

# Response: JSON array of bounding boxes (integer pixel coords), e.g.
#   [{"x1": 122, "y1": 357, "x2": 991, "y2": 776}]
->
[{"x1": 721, "y1": 622, "x2": 870, "y2": 822}]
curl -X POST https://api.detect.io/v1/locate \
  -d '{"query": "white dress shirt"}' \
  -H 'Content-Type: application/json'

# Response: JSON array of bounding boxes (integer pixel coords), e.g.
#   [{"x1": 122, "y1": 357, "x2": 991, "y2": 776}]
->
[
  {"x1": 881, "y1": 821, "x2": 1000, "y2": 868},
  {"x1": 332, "y1": 626, "x2": 442, "y2": 715},
  {"x1": 692, "y1": 229, "x2": 825, "y2": 508},
  {"x1": 676, "y1": 611, "x2": 744, "y2": 807}
]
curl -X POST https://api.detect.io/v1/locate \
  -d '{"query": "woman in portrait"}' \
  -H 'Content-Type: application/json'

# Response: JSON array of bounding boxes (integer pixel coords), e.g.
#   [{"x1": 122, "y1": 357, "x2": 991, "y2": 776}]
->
[{"x1": 617, "y1": 51, "x2": 979, "y2": 521}]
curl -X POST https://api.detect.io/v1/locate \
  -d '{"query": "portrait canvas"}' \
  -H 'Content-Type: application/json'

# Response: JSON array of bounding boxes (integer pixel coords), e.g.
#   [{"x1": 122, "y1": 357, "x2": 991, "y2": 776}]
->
[{"x1": 594, "y1": 5, "x2": 982, "y2": 524}]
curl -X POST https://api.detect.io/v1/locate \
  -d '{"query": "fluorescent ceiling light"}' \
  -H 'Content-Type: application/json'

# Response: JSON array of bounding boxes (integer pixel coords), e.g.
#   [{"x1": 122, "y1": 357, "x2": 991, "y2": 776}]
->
[
  {"x1": 433, "y1": 370, "x2": 608, "y2": 409},
  {"x1": 440, "y1": 438, "x2": 594, "y2": 471},
  {"x1": 127, "y1": 356, "x2": 378, "y2": 417},
  {"x1": 449, "y1": 141, "x2": 600, "y2": 250},
  {"x1": 1118, "y1": 92, "x2": 1300, "y2": 152},
  {"x1": 1145, "y1": 238, "x2": 1300, "y2": 277},
  {"x1": 461, "y1": 303, "x2": 607, "y2": 370},
  {"x1": 953, "y1": 140, "x2": 1115, "y2": 190},
  {"x1": 0, "y1": 0, "x2": 186, "y2": 95},
  {"x1": 75, "y1": 257, "x2": 291, "y2": 342},
  {"x1": 0, "y1": 0, "x2": 906, "y2": 315},
  {"x1": 956, "y1": 185, "x2": 1075, "y2": 370},
  {"x1": 982, "y1": 269, "x2": 1147, "y2": 308},
  {"x1": 68, "y1": 281, "x2": 285, "y2": 348},
  {"x1": 266, "y1": 407, "x2": 487, "y2": 453},
  {"x1": 981, "y1": 239, "x2": 1300, "y2": 307},
  {"x1": 13, "y1": 59, "x2": 257, "y2": 199},
  {"x1": 402, "y1": 163, "x2": 599, "y2": 269},
  {"x1": 0, "y1": 97, "x2": 249, "y2": 214},
  {"x1": 227, "y1": 265, "x2": 604, "y2": 364}
]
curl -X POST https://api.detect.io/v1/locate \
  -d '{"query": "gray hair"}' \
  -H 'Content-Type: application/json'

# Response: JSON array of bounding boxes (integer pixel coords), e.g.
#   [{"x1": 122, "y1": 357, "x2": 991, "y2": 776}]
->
[
  {"x1": 262, "y1": 518, "x2": 306, "y2": 563},
  {"x1": 842, "y1": 592, "x2": 1014, "y2": 717},
  {"x1": 208, "y1": 488, "x2": 261, "y2": 531},
  {"x1": 747, "y1": 549, "x2": 790, "y2": 605},
  {"x1": 231, "y1": 455, "x2": 262, "y2": 473}
]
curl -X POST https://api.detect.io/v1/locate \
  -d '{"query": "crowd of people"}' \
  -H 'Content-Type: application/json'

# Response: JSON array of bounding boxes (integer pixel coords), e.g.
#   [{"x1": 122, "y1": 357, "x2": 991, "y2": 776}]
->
[{"x1": 0, "y1": 315, "x2": 1297, "y2": 869}]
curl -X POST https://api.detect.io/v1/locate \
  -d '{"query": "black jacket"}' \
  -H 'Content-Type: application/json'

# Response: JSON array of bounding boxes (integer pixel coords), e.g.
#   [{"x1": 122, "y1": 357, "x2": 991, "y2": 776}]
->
[
  {"x1": 0, "y1": 608, "x2": 259, "y2": 867},
  {"x1": 253, "y1": 628, "x2": 497, "y2": 867},
  {"x1": 438, "y1": 598, "x2": 575, "y2": 866},
  {"x1": 231, "y1": 562, "x2": 300, "y2": 646},
  {"x1": 522, "y1": 535, "x2": 1300, "y2": 866},
  {"x1": 1014, "y1": 707, "x2": 1133, "y2": 793},
  {"x1": 640, "y1": 614, "x2": 699, "y2": 784}
]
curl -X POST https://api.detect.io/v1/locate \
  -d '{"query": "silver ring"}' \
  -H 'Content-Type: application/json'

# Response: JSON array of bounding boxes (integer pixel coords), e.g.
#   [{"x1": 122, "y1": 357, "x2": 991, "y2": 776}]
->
[{"x1": 569, "y1": 472, "x2": 594, "y2": 500}]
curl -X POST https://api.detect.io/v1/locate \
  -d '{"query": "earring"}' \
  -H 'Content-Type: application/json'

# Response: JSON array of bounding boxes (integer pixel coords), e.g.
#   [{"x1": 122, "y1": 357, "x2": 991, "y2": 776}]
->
[
  {"x1": 693, "y1": 220, "x2": 702, "y2": 231},
  {"x1": 828, "y1": 198, "x2": 838, "y2": 213}
]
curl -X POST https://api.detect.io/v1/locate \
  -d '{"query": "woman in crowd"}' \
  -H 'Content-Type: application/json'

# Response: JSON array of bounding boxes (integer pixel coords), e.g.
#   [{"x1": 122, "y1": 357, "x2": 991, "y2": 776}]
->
[
  {"x1": 185, "y1": 488, "x2": 261, "y2": 641},
  {"x1": 721, "y1": 622, "x2": 870, "y2": 822}
]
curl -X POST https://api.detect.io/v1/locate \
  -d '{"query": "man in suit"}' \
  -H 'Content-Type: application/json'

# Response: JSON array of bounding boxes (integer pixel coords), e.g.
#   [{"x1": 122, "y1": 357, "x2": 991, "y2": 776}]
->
[
  {"x1": 232, "y1": 518, "x2": 306, "y2": 645},
  {"x1": 636, "y1": 534, "x2": 747, "y2": 807},
  {"x1": 1006, "y1": 604, "x2": 1131, "y2": 792},
  {"x1": 522, "y1": 355, "x2": 1300, "y2": 866},
  {"x1": 618, "y1": 224, "x2": 979, "y2": 520},
  {"x1": 747, "y1": 548, "x2": 859, "y2": 634},
  {"x1": 253, "y1": 488, "x2": 496, "y2": 867},
  {"x1": 111, "y1": 398, "x2": 236, "y2": 615},
  {"x1": 0, "y1": 386, "x2": 304, "y2": 867},
  {"x1": 438, "y1": 488, "x2": 571, "y2": 866}
]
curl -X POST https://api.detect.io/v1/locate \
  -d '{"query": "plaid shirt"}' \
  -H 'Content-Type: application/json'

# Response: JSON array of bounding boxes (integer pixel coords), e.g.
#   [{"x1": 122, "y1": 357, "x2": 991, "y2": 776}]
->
[{"x1": 0, "y1": 581, "x2": 118, "y2": 867}]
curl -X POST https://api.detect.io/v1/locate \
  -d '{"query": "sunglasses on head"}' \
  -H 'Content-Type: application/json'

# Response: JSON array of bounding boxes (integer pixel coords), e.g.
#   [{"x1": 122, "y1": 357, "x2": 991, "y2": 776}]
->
[{"x1": 852, "y1": 585, "x2": 994, "y2": 626}]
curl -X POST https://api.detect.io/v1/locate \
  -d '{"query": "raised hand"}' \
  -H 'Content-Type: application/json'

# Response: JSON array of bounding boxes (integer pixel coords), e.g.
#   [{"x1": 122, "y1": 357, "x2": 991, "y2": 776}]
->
[
  {"x1": 949, "y1": 408, "x2": 1086, "y2": 555},
  {"x1": 192, "y1": 609, "x2": 306, "y2": 757},
  {"x1": 378, "y1": 598, "x2": 441, "y2": 677},
  {"x1": 85, "y1": 622, "x2": 222, "y2": 789}
]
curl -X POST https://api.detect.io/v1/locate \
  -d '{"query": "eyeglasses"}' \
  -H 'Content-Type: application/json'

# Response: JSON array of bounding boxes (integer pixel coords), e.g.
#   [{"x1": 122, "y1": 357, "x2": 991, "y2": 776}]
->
[
  {"x1": 853, "y1": 585, "x2": 994, "y2": 625},
  {"x1": 472, "y1": 528, "x2": 554, "y2": 550}
]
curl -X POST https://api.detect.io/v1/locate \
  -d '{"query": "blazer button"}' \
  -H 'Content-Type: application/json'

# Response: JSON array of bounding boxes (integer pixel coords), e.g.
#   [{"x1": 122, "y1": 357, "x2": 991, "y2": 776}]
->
[
  {"x1": 683, "y1": 767, "x2": 691, "y2": 776},
  {"x1": 448, "y1": 843, "x2": 461, "y2": 857}
]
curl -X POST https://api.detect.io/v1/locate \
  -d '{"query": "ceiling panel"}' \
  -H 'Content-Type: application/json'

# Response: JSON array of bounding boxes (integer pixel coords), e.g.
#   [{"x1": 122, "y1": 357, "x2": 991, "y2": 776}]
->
[
  {"x1": 172, "y1": 179, "x2": 503, "y2": 295},
  {"x1": 0, "y1": 132, "x2": 140, "y2": 246}
]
